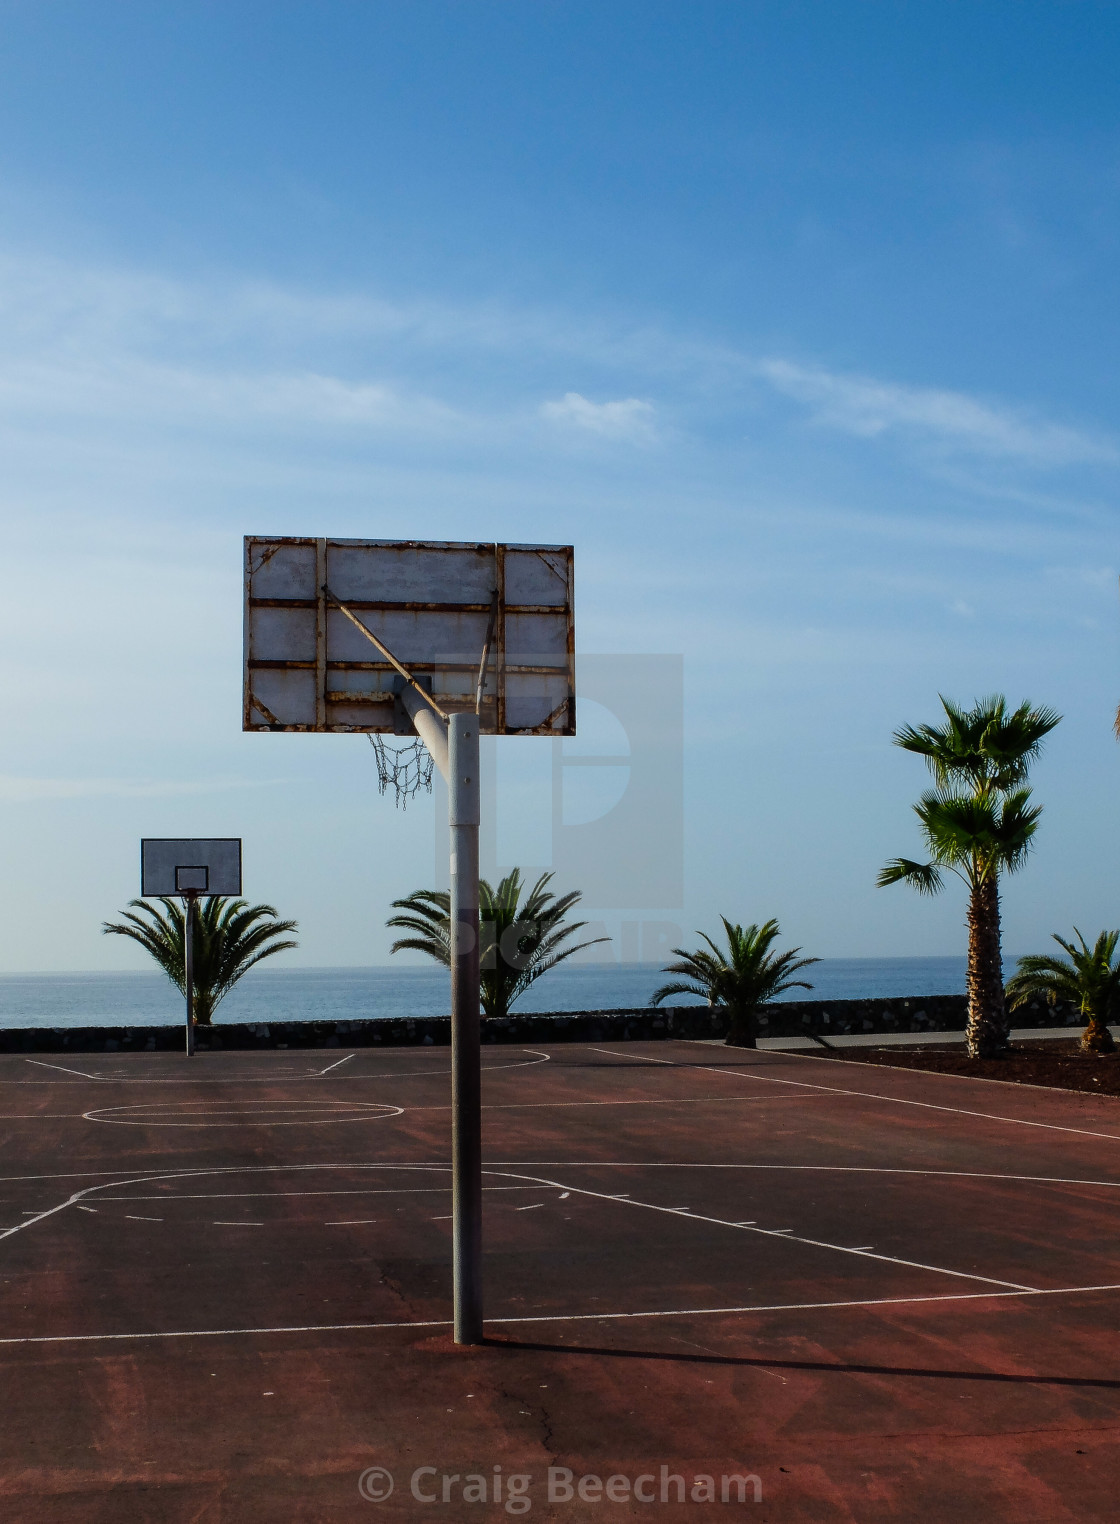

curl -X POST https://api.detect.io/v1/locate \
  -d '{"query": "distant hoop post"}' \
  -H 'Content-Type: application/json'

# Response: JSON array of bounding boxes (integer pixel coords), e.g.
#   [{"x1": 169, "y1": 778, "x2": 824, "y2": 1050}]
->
[{"x1": 183, "y1": 893, "x2": 197, "y2": 1057}]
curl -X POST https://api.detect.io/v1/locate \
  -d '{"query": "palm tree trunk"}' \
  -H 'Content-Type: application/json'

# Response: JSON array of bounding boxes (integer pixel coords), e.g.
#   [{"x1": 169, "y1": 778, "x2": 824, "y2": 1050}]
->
[
  {"x1": 966, "y1": 872, "x2": 1007, "y2": 1058},
  {"x1": 1081, "y1": 1017, "x2": 1116, "y2": 1055},
  {"x1": 725, "y1": 1005, "x2": 757, "y2": 1048}
]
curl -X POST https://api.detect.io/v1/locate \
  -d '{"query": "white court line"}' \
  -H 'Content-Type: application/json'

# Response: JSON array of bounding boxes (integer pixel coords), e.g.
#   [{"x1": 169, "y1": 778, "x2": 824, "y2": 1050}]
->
[
  {"x1": 2, "y1": 1281, "x2": 1120, "y2": 1348},
  {"x1": 315, "y1": 1054, "x2": 356, "y2": 1075},
  {"x1": 479, "y1": 1168, "x2": 1034, "y2": 1292},
  {"x1": 96, "y1": 1185, "x2": 536, "y2": 1201},
  {"x1": 81, "y1": 1102, "x2": 404, "y2": 1128},
  {"x1": 0, "y1": 1162, "x2": 454, "y2": 1186},
  {"x1": 6, "y1": 1158, "x2": 1120, "y2": 1194},
  {"x1": 483, "y1": 1162, "x2": 1120, "y2": 1191},
  {"x1": 23, "y1": 1060, "x2": 106, "y2": 1081},
  {"x1": 0, "y1": 1158, "x2": 1101, "y2": 1301},
  {"x1": 410, "y1": 1094, "x2": 833, "y2": 1114},
  {"x1": 0, "y1": 1164, "x2": 453, "y2": 1243},
  {"x1": 494, "y1": 1281, "x2": 1120, "y2": 1328},
  {"x1": 589, "y1": 1046, "x2": 1120, "y2": 1145},
  {"x1": 0, "y1": 1094, "x2": 833, "y2": 1123},
  {"x1": 11, "y1": 1048, "x2": 551, "y2": 1085},
  {"x1": 14, "y1": 1157, "x2": 1031, "y2": 1294}
]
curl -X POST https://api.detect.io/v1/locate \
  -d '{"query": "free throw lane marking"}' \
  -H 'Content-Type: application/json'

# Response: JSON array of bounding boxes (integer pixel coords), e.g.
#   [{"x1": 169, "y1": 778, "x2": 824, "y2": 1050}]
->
[
  {"x1": 315, "y1": 1054, "x2": 356, "y2": 1075},
  {"x1": 12, "y1": 1048, "x2": 550, "y2": 1085},
  {"x1": 24, "y1": 1060, "x2": 108, "y2": 1081},
  {"x1": 482, "y1": 1168, "x2": 1036, "y2": 1292}
]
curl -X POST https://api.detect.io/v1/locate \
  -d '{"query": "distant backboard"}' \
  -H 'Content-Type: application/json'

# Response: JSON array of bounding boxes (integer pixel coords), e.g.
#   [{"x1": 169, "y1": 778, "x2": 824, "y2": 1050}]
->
[
  {"x1": 141, "y1": 839, "x2": 243, "y2": 897},
  {"x1": 243, "y1": 538, "x2": 575, "y2": 736}
]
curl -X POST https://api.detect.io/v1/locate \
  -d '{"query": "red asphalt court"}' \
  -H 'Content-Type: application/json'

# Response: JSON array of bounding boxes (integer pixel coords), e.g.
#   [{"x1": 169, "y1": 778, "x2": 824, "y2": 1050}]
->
[{"x1": 0, "y1": 1039, "x2": 1117, "y2": 1521}]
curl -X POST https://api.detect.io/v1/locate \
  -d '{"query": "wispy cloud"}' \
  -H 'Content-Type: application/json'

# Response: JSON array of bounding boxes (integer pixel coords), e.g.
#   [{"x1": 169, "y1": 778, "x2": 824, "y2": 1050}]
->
[
  {"x1": 0, "y1": 776, "x2": 290, "y2": 802},
  {"x1": 540, "y1": 391, "x2": 657, "y2": 441},
  {"x1": 0, "y1": 246, "x2": 1112, "y2": 480},
  {"x1": 755, "y1": 358, "x2": 1115, "y2": 466}
]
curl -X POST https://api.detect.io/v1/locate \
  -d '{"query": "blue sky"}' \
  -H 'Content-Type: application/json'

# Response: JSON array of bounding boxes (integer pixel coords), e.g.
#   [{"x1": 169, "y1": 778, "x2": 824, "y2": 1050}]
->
[{"x1": 1, "y1": 1, "x2": 1118, "y2": 970}]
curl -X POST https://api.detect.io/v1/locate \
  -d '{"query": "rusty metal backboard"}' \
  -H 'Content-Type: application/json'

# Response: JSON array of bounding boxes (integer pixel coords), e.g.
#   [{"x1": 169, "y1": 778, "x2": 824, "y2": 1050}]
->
[{"x1": 243, "y1": 538, "x2": 575, "y2": 735}]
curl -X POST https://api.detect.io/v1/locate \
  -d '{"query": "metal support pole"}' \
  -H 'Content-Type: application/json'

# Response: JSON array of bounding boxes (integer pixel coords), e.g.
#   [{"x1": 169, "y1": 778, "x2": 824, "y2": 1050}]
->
[
  {"x1": 184, "y1": 893, "x2": 197, "y2": 1057},
  {"x1": 400, "y1": 686, "x2": 450, "y2": 779},
  {"x1": 448, "y1": 711, "x2": 483, "y2": 1344}
]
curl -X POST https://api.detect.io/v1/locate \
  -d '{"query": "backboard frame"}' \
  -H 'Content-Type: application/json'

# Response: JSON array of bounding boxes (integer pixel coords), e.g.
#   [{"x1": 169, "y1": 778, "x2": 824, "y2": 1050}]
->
[
  {"x1": 243, "y1": 537, "x2": 575, "y2": 737},
  {"x1": 141, "y1": 838, "x2": 243, "y2": 898}
]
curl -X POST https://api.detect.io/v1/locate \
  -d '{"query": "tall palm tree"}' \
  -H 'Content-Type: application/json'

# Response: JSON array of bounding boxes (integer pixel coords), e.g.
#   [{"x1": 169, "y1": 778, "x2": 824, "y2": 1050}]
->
[
  {"x1": 102, "y1": 897, "x2": 298, "y2": 1025},
  {"x1": 650, "y1": 917, "x2": 818, "y2": 1048},
  {"x1": 387, "y1": 869, "x2": 609, "y2": 1019},
  {"x1": 1007, "y1": 930, "x2": 1120, "y2": 1055},
  {"x1": 879, "y1": 691, "x2": 1059, "y2": 1060}
]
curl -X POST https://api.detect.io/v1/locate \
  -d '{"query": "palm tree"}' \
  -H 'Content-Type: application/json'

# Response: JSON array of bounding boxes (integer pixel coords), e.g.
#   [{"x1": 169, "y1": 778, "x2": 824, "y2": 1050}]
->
[
  {"x1": 879, "y1": 791, "x2": 1041, "y2": 1057},
  {"x1": 650, "y1": 917, "x2": 818, "y2": 1048},
  {"x1": 387, "y1": 869, "x2": 609, "y2": 1019},
  {"x1": 879, "y1": 695, "x2": 1059, "y2": 1060},
  {"x1": 102, "y1": 897, "x2": 299, "y2": 1025},
  {"x1": 1007, "y1": 931, "x2": 1120, "y2": 1055}
]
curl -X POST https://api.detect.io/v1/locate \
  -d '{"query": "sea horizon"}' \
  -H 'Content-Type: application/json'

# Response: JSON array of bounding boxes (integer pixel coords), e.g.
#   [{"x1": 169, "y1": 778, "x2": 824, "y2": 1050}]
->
[{"x1": 0, "y1": 956, "x2": 978, "y2": 1029}]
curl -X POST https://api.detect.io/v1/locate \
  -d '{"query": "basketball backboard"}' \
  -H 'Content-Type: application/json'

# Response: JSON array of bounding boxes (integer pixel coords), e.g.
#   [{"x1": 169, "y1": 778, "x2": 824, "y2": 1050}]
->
[
  {"x1": 141, "y1": 838, "x2": 243, "y2": 897},
  {"x1": 243, "y1": 538, "x2": 575, "y2": 736}
]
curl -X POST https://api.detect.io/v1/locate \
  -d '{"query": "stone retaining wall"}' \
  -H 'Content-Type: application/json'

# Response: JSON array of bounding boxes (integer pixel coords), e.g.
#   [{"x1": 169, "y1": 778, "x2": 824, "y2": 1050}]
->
[{"x1": 0, "y1": 993, "x2": 1082, "y2": 1053}]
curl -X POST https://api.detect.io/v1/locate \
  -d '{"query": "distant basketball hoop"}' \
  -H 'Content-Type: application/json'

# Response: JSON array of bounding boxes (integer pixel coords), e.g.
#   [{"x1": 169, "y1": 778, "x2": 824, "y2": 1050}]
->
[{"x1": 140, "y1": 838, "x2": 243, "y2": 1058}]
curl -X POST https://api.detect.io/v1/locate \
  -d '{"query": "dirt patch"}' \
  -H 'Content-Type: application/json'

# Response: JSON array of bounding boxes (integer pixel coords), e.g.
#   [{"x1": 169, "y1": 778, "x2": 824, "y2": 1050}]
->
[{"x1": 807, "y1": 1037, "x2": 1120, "y2": 1096}]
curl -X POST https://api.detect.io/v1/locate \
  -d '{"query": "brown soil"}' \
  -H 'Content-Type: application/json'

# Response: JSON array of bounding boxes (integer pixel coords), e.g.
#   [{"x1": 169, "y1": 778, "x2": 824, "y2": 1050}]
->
[{"x1": 807, "y1": 1036, "x2": 1120, "y2": 1096}]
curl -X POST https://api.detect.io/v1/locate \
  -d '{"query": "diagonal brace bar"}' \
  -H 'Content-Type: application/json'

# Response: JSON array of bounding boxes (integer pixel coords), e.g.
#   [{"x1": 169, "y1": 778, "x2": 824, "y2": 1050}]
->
[{"x1": 321, "y1": 584, "x2": 449, "y2": 723}]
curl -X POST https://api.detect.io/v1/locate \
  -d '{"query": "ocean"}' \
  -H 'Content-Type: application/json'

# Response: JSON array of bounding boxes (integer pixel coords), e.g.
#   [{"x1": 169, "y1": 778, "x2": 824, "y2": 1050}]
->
[{"x1": 0, "y1": 957, "x2": 970, "y2": 1029}]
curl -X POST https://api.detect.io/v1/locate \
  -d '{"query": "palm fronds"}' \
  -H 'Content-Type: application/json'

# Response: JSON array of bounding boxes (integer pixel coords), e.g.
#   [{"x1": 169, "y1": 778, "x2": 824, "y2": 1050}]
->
[
  {"x1": 894, "y1": 695, "x2": 1060, "y2": 795},
  {"x1": 1007, "y1": 929, "x2": 1120, "y2": 1053},
  {"x1": 876, "y1": 859, "x2": 944, "y2": 895},
  {"x1": 652, "y1": 917, "x2": 818, "y2": 1048},
  {"x1": 102, "y1": 897, "x2": 298, "y2": 1024},
  {"x1": 388, "y1": 869, "x2": 609, "y2": 1018}
]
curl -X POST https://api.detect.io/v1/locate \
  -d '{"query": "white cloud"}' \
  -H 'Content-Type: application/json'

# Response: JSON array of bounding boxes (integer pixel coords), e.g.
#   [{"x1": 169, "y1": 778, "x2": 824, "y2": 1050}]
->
[
  {"x1": 540, "y1": 391, "x2": 657, "y2": 441},
  {"x1": 756, "y1": 358, "x2": 1115, "y2": 466}
]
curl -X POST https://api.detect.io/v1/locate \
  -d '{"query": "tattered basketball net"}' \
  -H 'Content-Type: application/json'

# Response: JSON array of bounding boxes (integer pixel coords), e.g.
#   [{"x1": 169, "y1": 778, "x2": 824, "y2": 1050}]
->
[{"x1": 368, "y1": 734, "x2": 434, "y2": 808}]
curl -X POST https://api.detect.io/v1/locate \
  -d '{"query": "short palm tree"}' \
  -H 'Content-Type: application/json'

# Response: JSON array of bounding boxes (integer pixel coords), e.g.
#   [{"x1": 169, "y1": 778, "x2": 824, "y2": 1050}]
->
[
  {"x1": 879, "y1": 695, "x2": 1059, "y2": 1059},
  {"x1": 387, "y1": 869, "x2": 609, "y2": 1019},
  {"x1": 1007, "y1": 931, "x2": 1120, "y2": 1055},
  {"x1": 650, "y1": 917, "x2": 818, "y2": 1048},
  {"x1": 102, "y1": 897, "x2": 299, "y2": 1025}
]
